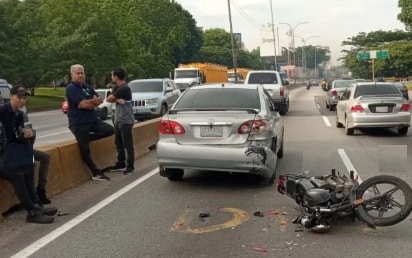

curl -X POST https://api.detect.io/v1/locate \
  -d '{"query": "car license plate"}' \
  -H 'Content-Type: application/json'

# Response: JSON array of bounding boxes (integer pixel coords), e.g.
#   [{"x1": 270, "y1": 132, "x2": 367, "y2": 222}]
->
[
  {"x1": 200, "y1": 126, "x2": 223, "y2": 137},
  {"x1": 375, "y1": 106, "x2": 388, "y2": 113}
]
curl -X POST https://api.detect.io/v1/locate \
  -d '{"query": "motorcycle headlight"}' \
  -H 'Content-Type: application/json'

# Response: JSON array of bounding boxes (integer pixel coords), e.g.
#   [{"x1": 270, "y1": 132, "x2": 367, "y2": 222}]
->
[{"x1": 146, "y1": 98, "x2": 158, "y2": 105}]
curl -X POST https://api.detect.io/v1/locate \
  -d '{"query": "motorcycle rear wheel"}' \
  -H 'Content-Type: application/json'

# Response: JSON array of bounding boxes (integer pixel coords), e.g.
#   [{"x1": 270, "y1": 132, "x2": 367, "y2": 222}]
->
[{"x1": 355, "y1": 175, "x2": 412, "y2": 226}]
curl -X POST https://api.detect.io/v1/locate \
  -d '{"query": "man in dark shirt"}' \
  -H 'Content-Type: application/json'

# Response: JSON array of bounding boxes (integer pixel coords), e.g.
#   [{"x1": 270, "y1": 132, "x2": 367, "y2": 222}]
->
[
  {"x1": 0, "y1": 85, "x2": 57, "y2": 224},
  {"x1": 106, "y1": 67, "x2": 135, "y2": 175},
  {"x1": 66, "y1": 64, "x2": 114, "y2": 181}
]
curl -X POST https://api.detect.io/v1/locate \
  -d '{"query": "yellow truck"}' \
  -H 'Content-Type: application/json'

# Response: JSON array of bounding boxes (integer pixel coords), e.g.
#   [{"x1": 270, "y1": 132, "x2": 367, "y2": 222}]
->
[
  {"x1": 174, "y1": 63, "x2": 228, "y2": 91},
  {"x1": 227, "y1": 68, "x2": 250, "y2": 83}
]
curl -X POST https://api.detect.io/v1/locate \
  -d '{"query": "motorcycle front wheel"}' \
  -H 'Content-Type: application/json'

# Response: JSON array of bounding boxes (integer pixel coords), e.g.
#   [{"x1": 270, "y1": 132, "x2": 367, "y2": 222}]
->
[{"x1": 355, "y1": 175, "x2": 412, "y2": 226}]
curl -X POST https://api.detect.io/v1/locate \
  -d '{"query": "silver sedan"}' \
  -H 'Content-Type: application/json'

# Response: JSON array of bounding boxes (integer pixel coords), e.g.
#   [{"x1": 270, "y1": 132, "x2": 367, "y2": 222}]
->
[
  {"x1": 326, "y1": 79, "x2": 357, "y2": 111},
  {"x1": 157, "y1": 84, "x2": 284, "y2": 184},
  {"x1": 336, "y1": 82, "x2": 411, "y2": 135}
]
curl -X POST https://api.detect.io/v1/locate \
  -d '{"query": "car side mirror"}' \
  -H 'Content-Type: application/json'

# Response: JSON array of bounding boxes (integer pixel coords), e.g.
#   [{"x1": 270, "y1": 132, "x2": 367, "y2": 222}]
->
[{"x1": 165, "y1": 87, "x2": 173, "y2": 93}]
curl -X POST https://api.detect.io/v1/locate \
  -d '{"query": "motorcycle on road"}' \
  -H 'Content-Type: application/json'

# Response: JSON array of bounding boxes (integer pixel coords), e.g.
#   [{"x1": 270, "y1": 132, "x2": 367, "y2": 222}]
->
[{"x1": 277, "y1": 169, "x2": 412, "y2": 232}]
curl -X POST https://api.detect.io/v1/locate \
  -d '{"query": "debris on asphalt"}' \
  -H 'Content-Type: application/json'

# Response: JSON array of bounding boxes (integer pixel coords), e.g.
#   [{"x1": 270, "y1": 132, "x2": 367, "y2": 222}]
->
[
  {"x1": 199, "y1": 212, "x2": 211, "y2": 218},
  {"x1": 252, "y1": 247, "x2": 268, "y2": 253},
  {"x1": 267, "y1": 210, "x2": 280, "y2": 216},
  {"x1": 253, "y1": 211, "x2": 264, "y2": 217},
  {"x1": 294, "y1": 227, "x2": 304, "y2": 232},
  {"x1": 57, "y1": 212, "x2": 69, "y2": 216}
]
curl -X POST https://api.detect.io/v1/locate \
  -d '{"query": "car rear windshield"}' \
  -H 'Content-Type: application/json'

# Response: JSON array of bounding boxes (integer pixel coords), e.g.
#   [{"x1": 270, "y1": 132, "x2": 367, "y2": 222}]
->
[
  {"x1": 129, "y1": 81, "x2": 163, "y2": 92},
  {"x1": 247, "y1": 73, "x2": 278, "y2": 84},
  {"x1": 334, "y1": 80, "x2": 356, "y2": 88},
  {"x1": 174, "y1": 88, "x2": 260, "y2": 109},
  {"x1": 354, "y1": 84, "x2": 402, "y2": 98}
]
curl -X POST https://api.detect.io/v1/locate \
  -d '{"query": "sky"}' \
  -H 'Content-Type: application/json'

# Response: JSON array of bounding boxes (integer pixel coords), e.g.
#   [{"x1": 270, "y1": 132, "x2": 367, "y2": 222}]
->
[{"x1": 174, "y1": 0, "x2": 406, "y2": 66}]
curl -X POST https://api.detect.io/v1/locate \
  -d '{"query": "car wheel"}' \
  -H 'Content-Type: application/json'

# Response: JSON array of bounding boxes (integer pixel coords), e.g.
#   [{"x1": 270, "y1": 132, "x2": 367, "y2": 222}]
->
[
  {"x1": 336, "y1": 117, "x2": 343, "y2": 128},
  {"x1": 329, "y1": 104, "x2": 335, "y2": 111},
  {"x1": 160, "y1": 104, "x2": 167, "y2": 116},
  {"x1": 398, "y1": 127, "x2": 408, "y2": 136},
  {"x1": 277, "y1": 138, "x2": 284, "y2": 158},
  {"x1": 345, "y1": 116, "x2": 354, "y2": 135},
  {"x1": 101, "y1": 108, "x2": 108, "y2": 120},
  {"x1": 260, "y1": 170, "x2": 276, "y2": 185},
  {"x1": 167, "y1": 169, "x2": 184, "y2": 181}
]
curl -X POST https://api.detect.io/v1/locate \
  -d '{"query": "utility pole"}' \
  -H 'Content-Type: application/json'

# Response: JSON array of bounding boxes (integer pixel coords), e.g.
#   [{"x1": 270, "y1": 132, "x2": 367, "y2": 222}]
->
[
  {"x1": 228, "y1": 0, "x2": 238, "y2": 83},
  {"x1": 269, "y1": 0, "x2": 278, "y2": 70}
]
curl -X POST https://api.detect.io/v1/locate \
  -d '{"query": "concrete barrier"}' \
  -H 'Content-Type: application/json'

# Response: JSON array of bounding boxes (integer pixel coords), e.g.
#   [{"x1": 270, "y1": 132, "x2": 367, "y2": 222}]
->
[{"x1": 0, "y1": 118, "x2": 161, "y2": 222}]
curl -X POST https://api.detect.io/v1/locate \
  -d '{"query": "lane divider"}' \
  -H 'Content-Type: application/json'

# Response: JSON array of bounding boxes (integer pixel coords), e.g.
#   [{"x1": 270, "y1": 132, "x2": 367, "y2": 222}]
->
[
  {"x1": 338, "y1": 149, "x2": 362, "y2": 183},
  {"x1": 322, "y1": 116, "x2": 331, "y2": 127}
]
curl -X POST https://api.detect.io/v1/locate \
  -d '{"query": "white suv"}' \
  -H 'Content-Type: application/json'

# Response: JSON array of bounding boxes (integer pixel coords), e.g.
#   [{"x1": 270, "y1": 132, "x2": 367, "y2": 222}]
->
[{"x1": 128, "y1": 78, "x2": 181, "y2": 120}]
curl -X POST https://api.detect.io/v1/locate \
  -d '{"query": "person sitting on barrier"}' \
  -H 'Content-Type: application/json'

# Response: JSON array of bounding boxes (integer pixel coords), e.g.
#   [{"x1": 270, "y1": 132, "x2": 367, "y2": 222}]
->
[
  {"x1": 0, "y1": 85, "x2": 57, "y2": 224},
  {"x1": 33, "y1": 149, "x2": 52, "y2": 204},
  {"x1": 66, "y1": 64, "x2": 114, "y2": 181}
]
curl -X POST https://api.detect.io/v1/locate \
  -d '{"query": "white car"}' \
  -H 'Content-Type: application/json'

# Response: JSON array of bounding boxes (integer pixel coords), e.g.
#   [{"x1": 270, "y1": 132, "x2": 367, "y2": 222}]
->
[{"x1": 95, "y1": 89, "x2": 115, "y2": 120}]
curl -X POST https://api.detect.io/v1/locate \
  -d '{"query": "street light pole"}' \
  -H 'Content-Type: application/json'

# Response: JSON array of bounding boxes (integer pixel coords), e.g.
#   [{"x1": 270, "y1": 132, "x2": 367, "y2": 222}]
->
[
  {"x1": 269, "y1": 0, "x2": 277, "y2": 70},
  {"x1": 227, "y1": 0, "x2": 238, "y2": 83},
  {"x1": 278, "y1": 22, "x2": 309, "y2": 66}
]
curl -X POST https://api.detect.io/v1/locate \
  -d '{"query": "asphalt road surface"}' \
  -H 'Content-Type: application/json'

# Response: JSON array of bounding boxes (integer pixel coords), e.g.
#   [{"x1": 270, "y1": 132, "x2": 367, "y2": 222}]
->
[{"x1": 1, "y1": 85, "x2": 412, "y2": 258}]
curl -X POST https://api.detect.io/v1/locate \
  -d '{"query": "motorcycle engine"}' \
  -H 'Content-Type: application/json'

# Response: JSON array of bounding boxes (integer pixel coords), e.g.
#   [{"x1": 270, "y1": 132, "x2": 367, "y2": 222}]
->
[{"x1": 303, "y1": 188, "x2": 331, "y2": 207}]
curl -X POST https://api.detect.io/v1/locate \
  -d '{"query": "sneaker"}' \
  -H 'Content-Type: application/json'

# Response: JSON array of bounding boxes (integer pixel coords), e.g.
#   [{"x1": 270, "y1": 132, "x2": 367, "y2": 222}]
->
[
  {"x1": 26, "y1": 211, "x2": 54, "y2": 224},
  {"x1": 92, "y1": 174, "x2": 110, "y2": 181},
  {"x1": 108, "y1": 162, "x2": 126, "y2": 172},
  {"x1": 124, "y1": 167, "x2": 134, "y2": 175}
]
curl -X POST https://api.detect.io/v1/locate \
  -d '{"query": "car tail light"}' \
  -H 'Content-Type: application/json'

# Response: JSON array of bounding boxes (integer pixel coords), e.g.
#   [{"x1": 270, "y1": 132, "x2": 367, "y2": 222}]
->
[
  {"x1": 279, "y1": 86, "x2": 284, "y2": 97},
  {"x1": 159, "y1": 120, "x2": 185, "y2": 135},
  {"x1": 238, "y1": 120, "x2": 268, "y2": 134},
  {"x1": 351, "y1": 104, "x2": 364, "y2": 113},
  {"x1": 401, "y1": 103, "x2": 411, "y2": 111},
  {"x1": 331, "y1": 90, "x2": 337, "y2": 96},
  {"x1": 277, "y1": 175, "x2": 286, "y2": 194}
]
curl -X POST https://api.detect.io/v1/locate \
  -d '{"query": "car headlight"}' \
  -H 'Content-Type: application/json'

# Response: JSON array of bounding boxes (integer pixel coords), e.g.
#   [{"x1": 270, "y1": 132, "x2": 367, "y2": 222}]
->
[{"x1": 146, "y1": 98, "x2": 159, "y2": 105}]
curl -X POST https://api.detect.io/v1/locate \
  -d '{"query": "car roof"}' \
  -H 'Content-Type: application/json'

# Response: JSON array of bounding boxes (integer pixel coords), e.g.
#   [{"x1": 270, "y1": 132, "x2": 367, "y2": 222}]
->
[
  {"x1": 129, "y1": 78, "x2": 169, "y2": 83},
  {"x1": 189, "y1": 83, "x2": 259, "y2": 90},
  {"x1": 354, "y1": 82, "x2": 395, "y2": 86},
  {"x1": 248, "y1": 70, "x2": 278, "y2": 73}
]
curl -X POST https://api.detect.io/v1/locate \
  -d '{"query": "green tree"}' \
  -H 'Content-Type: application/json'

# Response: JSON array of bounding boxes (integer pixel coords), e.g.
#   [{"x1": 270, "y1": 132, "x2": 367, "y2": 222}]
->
[
  {"x1": 341, "y1": 30, "x2": 412, "y2": 78},
  {"x1": 0, "y1": 0, "x2": 48, "y2": 94},
  {"x1": 398, "y1": 0, "x2": 412, "y2": 30}
]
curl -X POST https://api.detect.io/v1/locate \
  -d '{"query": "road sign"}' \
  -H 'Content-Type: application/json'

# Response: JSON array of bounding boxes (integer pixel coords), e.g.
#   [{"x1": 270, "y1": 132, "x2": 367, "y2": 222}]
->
[
  {"x1": 357, "y1": 51, "x2": 370, "y2": 60},
  {"x1": 376, "y1": 50, "x2": 389, "y2": 59}
]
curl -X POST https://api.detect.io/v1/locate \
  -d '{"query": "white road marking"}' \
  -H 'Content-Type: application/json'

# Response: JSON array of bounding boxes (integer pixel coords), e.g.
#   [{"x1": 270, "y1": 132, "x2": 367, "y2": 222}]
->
[
  {"x1": 322, "y1": 116, "x2": 332, "y2": 127},
  {"x1": 36, "y1": 131, "x2": 71, "y2": 139},
  {"x1": 10, "y1": 168, "x2": 159, "y2": 258},
  {"x1": 338, "y1": 149, "x2": 362, "y2": 183}
]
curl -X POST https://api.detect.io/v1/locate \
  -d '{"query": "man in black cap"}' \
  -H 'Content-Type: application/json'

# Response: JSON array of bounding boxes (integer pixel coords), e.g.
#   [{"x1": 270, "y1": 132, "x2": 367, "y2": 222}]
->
[{"x1": 0, "y1": 85, "x2": 57, "y2": 224}]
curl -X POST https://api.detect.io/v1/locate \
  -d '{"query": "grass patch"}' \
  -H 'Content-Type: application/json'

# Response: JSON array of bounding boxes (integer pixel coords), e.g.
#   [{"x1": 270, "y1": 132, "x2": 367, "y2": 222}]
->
[
  {"x1": 404, "y1": 81, "x2": 412, "y2": 90},
  {"x1": 26, "y1": 87, "x2": 66, "y2": 112}
]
